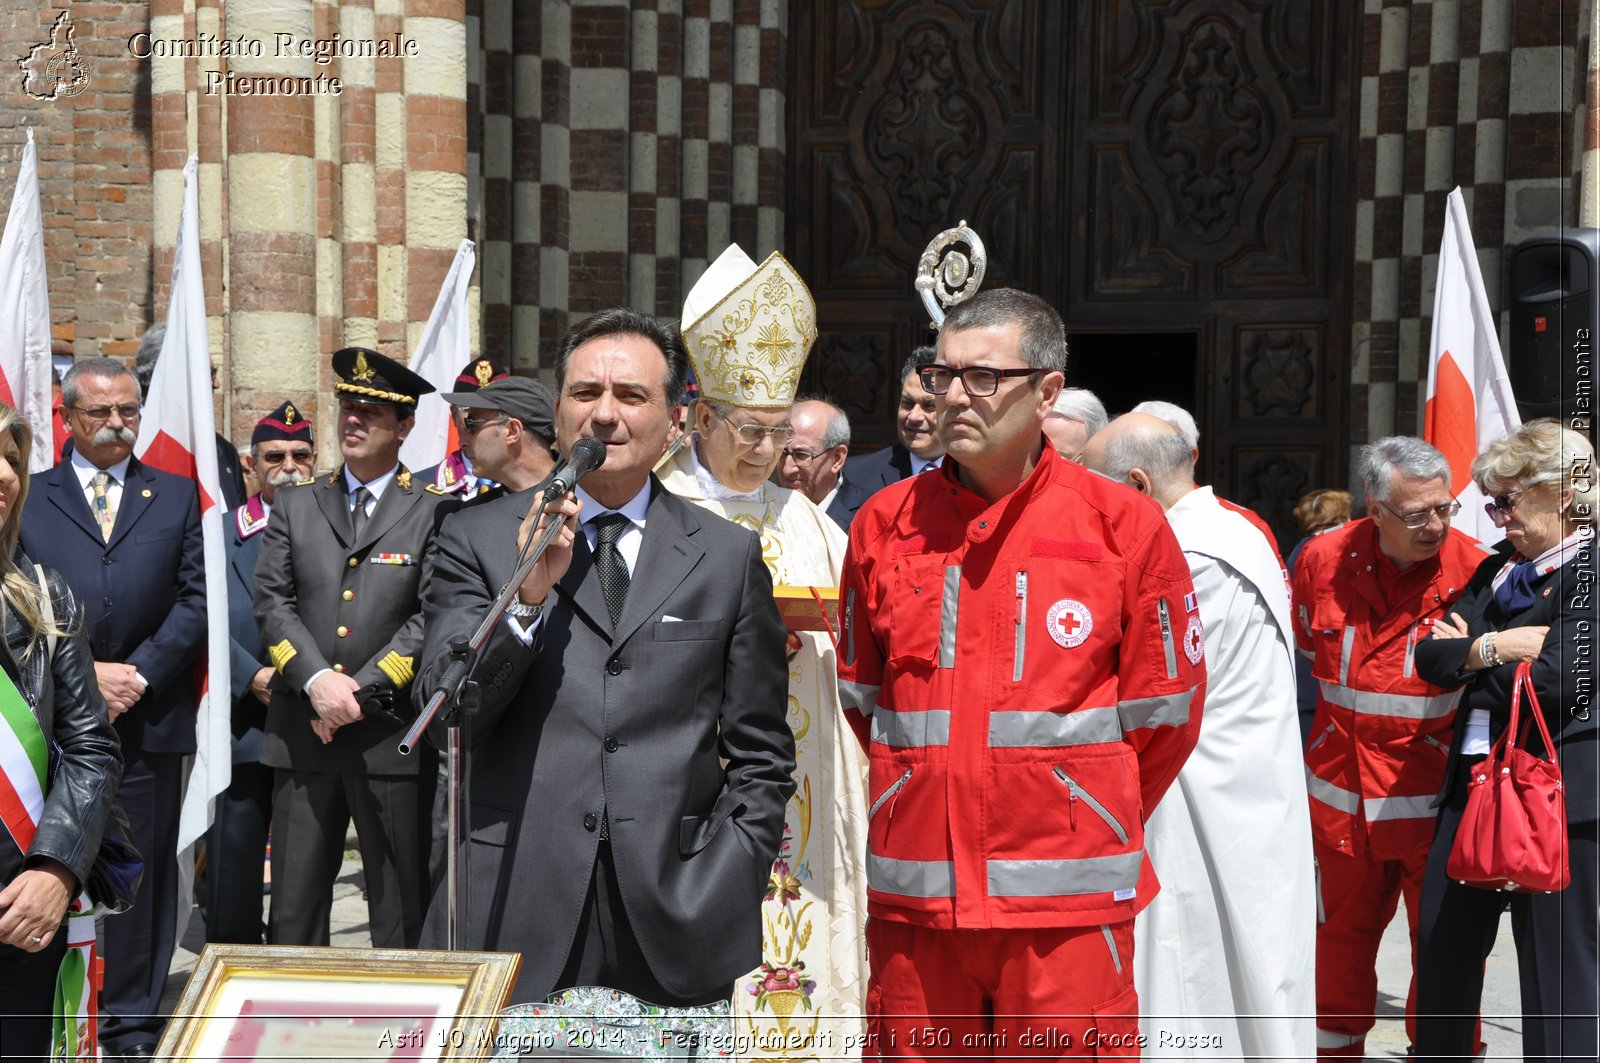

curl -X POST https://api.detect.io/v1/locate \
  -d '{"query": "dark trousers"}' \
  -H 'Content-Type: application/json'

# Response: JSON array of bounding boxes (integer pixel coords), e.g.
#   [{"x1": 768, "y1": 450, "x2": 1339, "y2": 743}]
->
[
  {"x1": 0, "y1": 935, "x2": 67, "y2": 1063},
  {"x1": 202, "y1": 760, "x2": 273, "y2": 944},
  {"x1": 266, "y1": 767, "x2": 436, "y2": 948},
  {"x1": 1417, "y1": 760, "x2": 1600, "y2": 1063},
  {"x1": 99, "y1": 749, "x2": 183, "y2": 1053},
  {"x1": 553, "y1": 840, "x2": 731, "y2": 1008}
]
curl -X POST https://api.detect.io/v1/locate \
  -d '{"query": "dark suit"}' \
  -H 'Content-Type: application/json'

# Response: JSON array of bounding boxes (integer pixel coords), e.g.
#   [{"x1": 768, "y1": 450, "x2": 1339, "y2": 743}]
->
[
  {"x1": 253, "y1": 467, "x2": 457, "y2": 947},
  {"x1": 844, "y1": 443, "x2": 913, "y2": 491},
  {"x1": 202, "y1": 497, "x2": 273, "y2": 943},
  {"x1": 416, "y1": 480, "x2": 795, "y2": 1004},
  {"x1": 20, "y1": 456, "x2": 205, "y2": 1053},
  {"x1": 216, "y1": 432, "x2": 245, "y2": 512},
  {"x1": 824, "y1": 474, "x2": 875, "y2": 533},
  {"x1": 1413, "y1": 541, "x2": 1600, "y2": 1062}
]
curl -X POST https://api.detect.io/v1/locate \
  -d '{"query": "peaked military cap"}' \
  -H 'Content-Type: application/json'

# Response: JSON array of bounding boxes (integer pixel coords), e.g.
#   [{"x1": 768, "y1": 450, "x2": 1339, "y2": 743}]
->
[{"x1": 332, "y1": 347, "x2": 434, "y2": 409}]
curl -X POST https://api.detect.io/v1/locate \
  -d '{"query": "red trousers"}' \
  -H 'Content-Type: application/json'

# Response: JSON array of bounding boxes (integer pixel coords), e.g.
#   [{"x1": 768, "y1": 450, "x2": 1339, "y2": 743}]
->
[
  {"x1": 1314, "y1": 839, "x2": 1427, "y2": 1057},
  {"x1": 866, "y1": 918, "x2": 1141, "y2": 1061}
]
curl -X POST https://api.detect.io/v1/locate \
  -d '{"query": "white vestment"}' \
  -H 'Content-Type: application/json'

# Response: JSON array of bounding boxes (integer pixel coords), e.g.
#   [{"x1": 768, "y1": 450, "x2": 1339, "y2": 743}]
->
[
  {"x1": 1136, "y1": 486, "x2": 1316, "y2": 1061},
  {"x1": 658, "y1": 445, "x2": 869, "y2": 1061}
]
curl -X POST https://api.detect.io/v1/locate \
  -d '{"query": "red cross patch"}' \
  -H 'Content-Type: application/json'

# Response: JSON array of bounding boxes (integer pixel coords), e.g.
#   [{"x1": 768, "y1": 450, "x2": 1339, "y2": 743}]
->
[
  {"x1": 1045, "y1": 599, "x2": 1093, "y2": 648},
  {"x1": 1183, "y1": 614, "x2": 1205, "y2": 664}
]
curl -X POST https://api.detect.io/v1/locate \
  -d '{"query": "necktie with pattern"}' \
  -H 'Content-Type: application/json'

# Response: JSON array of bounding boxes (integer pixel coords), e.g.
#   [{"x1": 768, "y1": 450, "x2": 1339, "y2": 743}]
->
[
  {"x1": 90, "y1": 471, "x2": 115, "y2": 541},
  {"x1": 351, "y1": 485, "x2": 372, "y2": 540},
  {"x1": 589, "y1": 512, "x2": 632, "y2": 628}
]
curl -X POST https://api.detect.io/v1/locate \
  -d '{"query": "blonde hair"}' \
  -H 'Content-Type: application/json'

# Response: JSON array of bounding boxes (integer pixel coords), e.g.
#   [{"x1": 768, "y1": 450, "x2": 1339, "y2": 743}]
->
[
  {"x1": 1472, "y1": 418, "x2": 1598, "y2": 521},
  {"x1": 0, "y1": 405, "x2": 73, "y2": 659},
  {"x1": 1293, "y1": 488, "x2": 1353, "y2": 534}
]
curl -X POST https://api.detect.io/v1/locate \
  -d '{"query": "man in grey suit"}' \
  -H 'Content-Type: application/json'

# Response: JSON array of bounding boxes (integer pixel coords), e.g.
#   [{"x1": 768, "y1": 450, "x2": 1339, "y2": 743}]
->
[
  {"x1": 417, "y1": 308, "x2": 794, "y2": 1006},
  {"x1": 254, "y1": 348, "x2": 458, "y2": 948}
]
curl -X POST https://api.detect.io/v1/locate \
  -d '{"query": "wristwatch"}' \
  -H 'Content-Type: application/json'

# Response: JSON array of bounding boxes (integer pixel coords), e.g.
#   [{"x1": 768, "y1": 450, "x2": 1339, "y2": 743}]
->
[{"x1": 506, "y1": 598, "x2": 544, "y2": 621}]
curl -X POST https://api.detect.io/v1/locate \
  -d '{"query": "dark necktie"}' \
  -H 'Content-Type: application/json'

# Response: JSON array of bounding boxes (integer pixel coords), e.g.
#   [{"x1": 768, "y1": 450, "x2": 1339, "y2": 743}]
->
[
  {"x1": 589, "y1": 512, "x2": 632, "y2": 627},
  {"x1": 351, "y1": 485, "x2": 372, "y2": 540}
]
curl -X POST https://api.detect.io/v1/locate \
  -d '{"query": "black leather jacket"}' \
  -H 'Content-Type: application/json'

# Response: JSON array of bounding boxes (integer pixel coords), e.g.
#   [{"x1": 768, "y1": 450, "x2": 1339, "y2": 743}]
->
[{"x1": 0, "y1": 560, "x2": 122, "y2": 896}]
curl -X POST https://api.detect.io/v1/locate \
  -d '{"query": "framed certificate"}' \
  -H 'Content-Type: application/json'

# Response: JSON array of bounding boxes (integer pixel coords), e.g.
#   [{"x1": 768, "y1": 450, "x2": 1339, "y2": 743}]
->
[{"x1": 155, "y1": 945, "x2": 521, "y2": 1062}]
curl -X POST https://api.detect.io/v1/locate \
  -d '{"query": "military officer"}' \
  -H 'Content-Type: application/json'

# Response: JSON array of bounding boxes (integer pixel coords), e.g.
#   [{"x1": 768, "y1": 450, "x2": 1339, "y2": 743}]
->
[
  {"x1": 417, "y1": 355, "x2": 510, "y2": 498},
  {"x1": 253, "y1": 348, "x2": 458, "y2": 948}
]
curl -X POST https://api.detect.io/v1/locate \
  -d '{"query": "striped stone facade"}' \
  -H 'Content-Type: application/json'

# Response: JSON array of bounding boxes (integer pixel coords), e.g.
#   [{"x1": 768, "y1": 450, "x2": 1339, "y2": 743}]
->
[
  {"x1": 463, "y1": 0, "x2": 788, "y2": 370},
  {"x1": 1351, "y1": 0, "x2": 1598, "y2": 447},
  {"x1": 0, "y1": 0, "x2": 1592, "y2": 458}
]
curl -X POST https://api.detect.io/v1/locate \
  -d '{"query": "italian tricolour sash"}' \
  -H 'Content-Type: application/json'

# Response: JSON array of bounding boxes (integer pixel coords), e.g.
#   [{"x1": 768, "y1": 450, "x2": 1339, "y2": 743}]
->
[{"x1": 0, "y1": 666, "x2": 98, "y2": 1062}]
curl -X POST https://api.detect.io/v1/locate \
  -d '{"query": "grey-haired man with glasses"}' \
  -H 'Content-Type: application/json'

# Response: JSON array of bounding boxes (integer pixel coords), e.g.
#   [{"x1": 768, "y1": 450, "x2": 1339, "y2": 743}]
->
[{"x1": 1289, "y1": 435, "x2": 1487, "y2": 1059}]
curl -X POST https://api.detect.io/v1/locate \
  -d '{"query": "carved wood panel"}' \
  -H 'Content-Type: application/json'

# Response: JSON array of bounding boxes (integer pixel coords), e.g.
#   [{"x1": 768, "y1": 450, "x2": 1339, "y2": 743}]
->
[
  {"x1": 789, "y1": 0, "x2": 1358, "y2": 539},
  {"x1": 790, "y1": 0, "x2": 1066, "y2": 441}
]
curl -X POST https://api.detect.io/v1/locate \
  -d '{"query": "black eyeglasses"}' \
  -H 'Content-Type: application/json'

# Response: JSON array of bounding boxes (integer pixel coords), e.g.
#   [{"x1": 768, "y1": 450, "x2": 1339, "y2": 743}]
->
[
  {"x1": 461, "y1": 414, "x2": 507, "y2": 435},
  {"x1": 67, "y1": 403, "x2": 141, "y2": 423},
  {"x1": 258, "y1": 449, "x2": 313, "y2": 466},
  {"x1": 780, "y1": 447, "x2": 830, "y2": 465},
  {"x1": 1484, "y1": 488, "x2": 1527, "y2": 524},
  {"x1": 918, "y1": 364, "x2": 1042, "y2": 398},
  {"x1": 1376, "y1": 499, "x2": 1462, "y2": 529}
]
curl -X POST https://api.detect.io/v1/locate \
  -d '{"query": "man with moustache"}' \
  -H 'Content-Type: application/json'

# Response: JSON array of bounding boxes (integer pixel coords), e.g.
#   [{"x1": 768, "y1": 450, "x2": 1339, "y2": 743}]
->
[
  {"x1": 203, "y1": 402, "x2": 316, "y2": 944},
  {"x1": 658, "y1": 246, "x2": 869, "y2": 1052},
  {"x1": 844, "y1": 346, "x2": 944, "y2": 490},
  {"x1": 253, "y1": 349, "x2": 456, "y2": 949},
  {"x1": 416, "y1": 307, "x2": 794, "y2": 1006},
  {"x1": 21, "y1": 357, "x2": 205, "y2": 1061}
]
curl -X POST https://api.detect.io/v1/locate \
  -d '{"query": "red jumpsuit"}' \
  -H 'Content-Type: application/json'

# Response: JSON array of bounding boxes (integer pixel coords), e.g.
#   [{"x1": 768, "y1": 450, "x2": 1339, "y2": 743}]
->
[
  {"x1": 1292, "y1": 520, "x2": 1483, "y2": 1057},
  {"x1": 839, "y1": 447, "x2": 1205, "y2": 1059}
]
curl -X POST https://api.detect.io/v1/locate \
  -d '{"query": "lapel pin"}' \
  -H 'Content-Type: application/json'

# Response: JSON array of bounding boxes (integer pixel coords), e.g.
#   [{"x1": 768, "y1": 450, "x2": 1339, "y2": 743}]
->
[{"x1": 141, "y1": 488, "x2": 152, "y2": 497}]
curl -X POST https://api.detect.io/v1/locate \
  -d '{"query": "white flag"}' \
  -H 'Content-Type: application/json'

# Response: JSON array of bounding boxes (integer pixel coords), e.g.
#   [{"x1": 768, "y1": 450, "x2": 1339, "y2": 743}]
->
[
  {"x1": 0, "y1": 129, "x2": 55, "y2": 471},
  {"x1": 134, "y1": 156, "x2": 231, "y2": 853},
  {"x1": 1424, "y1": 187, "x2": 1522, "y2": 545},
  {"x1": 399, "y1": 239, "x2": 476, "y2": 472}
]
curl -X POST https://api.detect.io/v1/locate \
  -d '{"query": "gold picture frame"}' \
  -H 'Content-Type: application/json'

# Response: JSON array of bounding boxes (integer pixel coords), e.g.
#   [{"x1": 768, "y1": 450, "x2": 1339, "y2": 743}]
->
[{"x1": 155, "y1": 944, "x2": 521, "y2": 1062}]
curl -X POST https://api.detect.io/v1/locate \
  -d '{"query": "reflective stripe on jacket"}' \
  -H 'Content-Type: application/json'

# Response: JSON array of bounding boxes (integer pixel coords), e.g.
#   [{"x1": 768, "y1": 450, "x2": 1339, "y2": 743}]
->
[
  {"x1": 1291, "y1": 519, "x2": 1482, "y2": 858},
  {"x1": 838, "y1": 445, "x2": 1205, "y2": 929}
]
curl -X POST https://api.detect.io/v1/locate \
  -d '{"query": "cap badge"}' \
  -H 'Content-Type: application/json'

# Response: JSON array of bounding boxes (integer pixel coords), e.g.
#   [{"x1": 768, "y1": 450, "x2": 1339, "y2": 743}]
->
[
  {"x1": 351, "y1": 351, "x2": 375, "y2": 382},
  {"x1": 283, "y1": 404, "x2": 297, "y2": 424},
  {"x1": 474, "y1": 361, "x2": 493, "y2": 387}
]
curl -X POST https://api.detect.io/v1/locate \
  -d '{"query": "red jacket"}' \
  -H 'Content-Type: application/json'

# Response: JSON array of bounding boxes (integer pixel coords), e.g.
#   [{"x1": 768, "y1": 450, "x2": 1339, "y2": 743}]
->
[
  {"x1": 1292, "y1": 520, "x2": 1483, "y2": 858},
  {"x1": 838, "y1": 446, "x2": 1205, "y2": 929}
]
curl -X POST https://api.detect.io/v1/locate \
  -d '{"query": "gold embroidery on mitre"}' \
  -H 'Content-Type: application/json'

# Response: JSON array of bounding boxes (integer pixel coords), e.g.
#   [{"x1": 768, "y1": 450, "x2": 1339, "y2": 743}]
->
[
  {"x1": 682, "y1": 250, "x2": 816, "y2": 409},
  {"x1": 474, "y1": 361, "x2": 493, "y2": 387}
]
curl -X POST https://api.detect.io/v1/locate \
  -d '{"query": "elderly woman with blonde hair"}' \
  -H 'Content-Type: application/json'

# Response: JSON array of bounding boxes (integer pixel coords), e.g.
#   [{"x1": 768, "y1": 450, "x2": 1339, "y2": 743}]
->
[{"x1": 1413, "y1": 418, "x2": 1599, "y2": 1062}]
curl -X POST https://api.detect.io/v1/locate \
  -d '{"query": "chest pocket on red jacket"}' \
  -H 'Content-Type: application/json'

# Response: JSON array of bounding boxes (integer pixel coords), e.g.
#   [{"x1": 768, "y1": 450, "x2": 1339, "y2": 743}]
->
[{"x1": 887, "y1": 556, "x2": 954, "y2": 665}]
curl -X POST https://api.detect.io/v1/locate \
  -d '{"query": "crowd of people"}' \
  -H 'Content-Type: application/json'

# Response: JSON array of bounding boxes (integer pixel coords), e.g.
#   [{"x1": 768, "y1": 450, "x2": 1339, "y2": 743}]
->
[{"x1": 0, "y1": 257, "x2": 1593, "y2": 1063}]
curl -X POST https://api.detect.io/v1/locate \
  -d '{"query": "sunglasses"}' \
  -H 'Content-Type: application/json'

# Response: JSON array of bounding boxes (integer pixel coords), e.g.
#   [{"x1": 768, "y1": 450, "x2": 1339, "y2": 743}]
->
[
  {"x1": 1483, "y1": 489, "x2": 1527, "y2": 524},
  {"x1": 258, "y1": 449, "x2": 314, "y2": 466}
]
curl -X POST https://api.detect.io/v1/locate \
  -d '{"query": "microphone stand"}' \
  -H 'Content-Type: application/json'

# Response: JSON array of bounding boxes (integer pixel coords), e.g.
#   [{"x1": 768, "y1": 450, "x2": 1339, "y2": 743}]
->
[{"x1": 399, "y1": 490, "x2": 570, "y2": 950}]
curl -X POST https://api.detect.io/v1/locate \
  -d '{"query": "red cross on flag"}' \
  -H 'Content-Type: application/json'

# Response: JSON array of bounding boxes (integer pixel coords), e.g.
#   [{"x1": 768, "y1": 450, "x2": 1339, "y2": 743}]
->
[
  {"x1": 1423, "y1": 187, "x2": 1521, "y2": 545},
  {"x1": 134, "y1": 156, "x2": 231, "y2": 854}
]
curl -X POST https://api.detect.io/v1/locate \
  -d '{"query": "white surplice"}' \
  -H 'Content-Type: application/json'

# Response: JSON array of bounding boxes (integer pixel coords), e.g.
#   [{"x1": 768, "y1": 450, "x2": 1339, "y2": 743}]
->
[{"x1": 1136, "y1": 486, "x2": 1316, "y2": 1061}]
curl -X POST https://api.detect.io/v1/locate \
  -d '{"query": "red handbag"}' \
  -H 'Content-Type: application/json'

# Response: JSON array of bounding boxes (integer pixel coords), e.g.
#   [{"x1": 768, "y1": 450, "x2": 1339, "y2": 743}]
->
[{"x1": 1447, "y1": 661, "x2": 1570, "y2": 892}]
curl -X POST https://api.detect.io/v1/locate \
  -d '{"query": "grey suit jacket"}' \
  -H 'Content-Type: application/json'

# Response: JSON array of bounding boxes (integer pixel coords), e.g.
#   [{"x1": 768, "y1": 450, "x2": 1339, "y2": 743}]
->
[
  {"x1": 415, "y1": 479, "x2": 795, "y2": 1003},
  {"x1": 254, "y1": 467, "x2": 457, "y2": 775}
]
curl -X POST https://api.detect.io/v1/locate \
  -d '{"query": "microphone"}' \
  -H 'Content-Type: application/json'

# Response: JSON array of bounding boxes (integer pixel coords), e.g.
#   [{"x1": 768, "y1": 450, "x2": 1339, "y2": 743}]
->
[{"x1": 543, "y1": 437, "x2": 607, "y2": 499}]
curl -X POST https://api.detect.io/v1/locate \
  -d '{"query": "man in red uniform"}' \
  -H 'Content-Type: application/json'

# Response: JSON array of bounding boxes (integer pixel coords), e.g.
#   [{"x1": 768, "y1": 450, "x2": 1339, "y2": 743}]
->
[
  {"x1": 1292, "y1": 436, "x2": 1484, "y2": 1058},
  {"x1": 838, "y1": 288, "x2": 1205, "y2": 1059}
]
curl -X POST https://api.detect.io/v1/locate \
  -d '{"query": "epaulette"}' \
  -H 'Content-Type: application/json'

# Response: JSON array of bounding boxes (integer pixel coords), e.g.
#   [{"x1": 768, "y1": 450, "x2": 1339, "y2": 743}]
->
[
  {"x1": 425, "y1": 484, "x2": 450, "y2": 495},
  {"x1": 293, "y1": 477, "x2": 317, "y2": 487}
]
